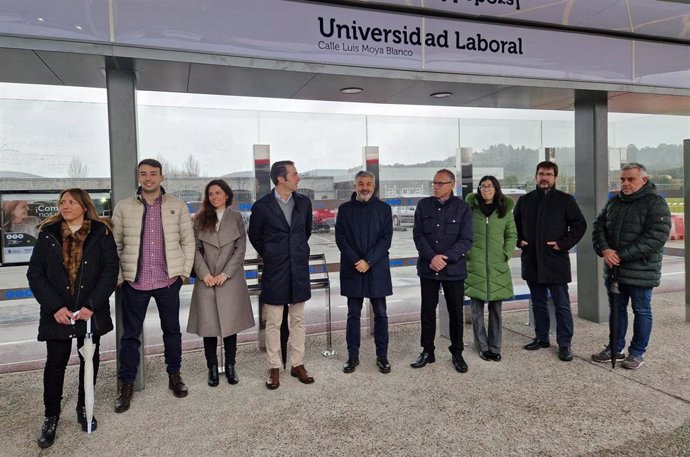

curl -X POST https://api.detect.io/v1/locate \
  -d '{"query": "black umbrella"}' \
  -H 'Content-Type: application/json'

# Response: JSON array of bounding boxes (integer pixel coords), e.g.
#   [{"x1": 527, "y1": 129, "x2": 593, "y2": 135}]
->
[
  {"x1": 608, "y1": 267, "x2": 620, "y2": 369},
  {"x1": 280, "y1": 304, "x2": 289, "y2": 369}
]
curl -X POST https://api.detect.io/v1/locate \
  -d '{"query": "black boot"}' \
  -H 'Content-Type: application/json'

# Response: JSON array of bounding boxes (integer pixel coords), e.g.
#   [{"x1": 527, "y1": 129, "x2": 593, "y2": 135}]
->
[
  {"x1": 114, "y1": 382, "x2": 133, "y2": 413},
  {"x1": 225, "y1": 364, "x2": 239, "y2": 385},
  {"x1": 207, "y1": 365, "x2": 219, "y2": 387},
  {"x1": 38, "y1": 415, "x2": 59, "y2": 449},
  {"x1": 76, "y1": 405, "x2": 98, "y2": 432}
]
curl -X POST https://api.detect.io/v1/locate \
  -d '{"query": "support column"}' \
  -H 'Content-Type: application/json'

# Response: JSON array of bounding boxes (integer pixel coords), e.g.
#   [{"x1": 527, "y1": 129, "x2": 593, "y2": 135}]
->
[
  {"x1": 253, "y1": 145, "x2": 272, "y2": 200},
  {"x1": 107, "y1": 68, "x2": 143, "y2": 389},
  {"x1": 574, "y1": 90, "x2": 610, "y2": 323},
  {"x1": 364, "y1": 146, "x2": 380, "y2": 335},
  {"x1": 459, "y1": 147, "x2": 473, "y2": 200},
  {"x1": 253, "y1": 145, "x2": 271, "y2": 350},
  {"x1": 683, "y1": 139, "x2": 690, "y2": 322}
]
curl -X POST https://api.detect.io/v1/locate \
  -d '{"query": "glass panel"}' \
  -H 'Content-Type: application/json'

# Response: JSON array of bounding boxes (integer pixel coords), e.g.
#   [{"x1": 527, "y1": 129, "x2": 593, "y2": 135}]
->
[
  {"x1": 608, "y1": 113, "x2": 690, "y2": 295},
  {"x1": 0, "y1": 83, "x2": 109, "y2": 372}
]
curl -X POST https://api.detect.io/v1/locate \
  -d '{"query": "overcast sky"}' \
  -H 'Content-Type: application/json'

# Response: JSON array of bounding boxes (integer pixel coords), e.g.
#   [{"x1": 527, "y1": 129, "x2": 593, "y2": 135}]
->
[{"x1": 0, "y1": 83, "x2": 688, "y2": 178}]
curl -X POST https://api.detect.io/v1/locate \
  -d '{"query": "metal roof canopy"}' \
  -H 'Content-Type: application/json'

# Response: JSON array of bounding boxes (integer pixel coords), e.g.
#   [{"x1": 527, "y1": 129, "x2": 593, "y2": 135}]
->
[{"x1": 0, "y1": 36, "x2": 688, "y2": 116}]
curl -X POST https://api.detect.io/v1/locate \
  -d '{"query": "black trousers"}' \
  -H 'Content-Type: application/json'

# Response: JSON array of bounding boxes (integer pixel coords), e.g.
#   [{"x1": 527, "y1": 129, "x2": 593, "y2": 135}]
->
[
  {"x1": 203, "y1": 335, "x2": 237, "y2": 368},
  {"x1": 420, "y1": 278, "x2": 465, "y2": 354},
  {"x1": 43, "y1": 336, "x2": 101, "y2": 417}
]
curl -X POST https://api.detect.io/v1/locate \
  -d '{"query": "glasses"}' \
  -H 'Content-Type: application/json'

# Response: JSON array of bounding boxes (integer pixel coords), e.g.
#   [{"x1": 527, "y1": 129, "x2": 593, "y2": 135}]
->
[
  {"x1": 537, "y1": 172, "x2": 555, "y2": 177},
  {"x1": 479, "y1": 185, "x2": 495, "y2": 190},
  {"x1": 431, "y1": 181, "x2": 453, "y2": 187}
]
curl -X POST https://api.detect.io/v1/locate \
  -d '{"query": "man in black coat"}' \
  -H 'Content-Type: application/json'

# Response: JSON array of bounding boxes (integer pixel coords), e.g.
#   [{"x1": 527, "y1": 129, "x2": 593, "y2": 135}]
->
[
  {"x1": 514, "y1": 161, "x2": 587, "y2": 362},
  {"x1": 335, "y1": 171, "x2": 393, "y2": 374},
  {"x1": 248, "y1": 160, "x2": 314, "y2": 390},
  {"x1": 411, "y1": 169, "x2": 473, "y2": 373}
]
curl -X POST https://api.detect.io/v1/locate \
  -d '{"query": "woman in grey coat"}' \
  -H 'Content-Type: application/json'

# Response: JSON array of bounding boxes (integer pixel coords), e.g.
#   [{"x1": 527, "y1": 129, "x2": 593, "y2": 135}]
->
[{"x1": 187, "y1": 180, "x2": 255, "y2": 386}]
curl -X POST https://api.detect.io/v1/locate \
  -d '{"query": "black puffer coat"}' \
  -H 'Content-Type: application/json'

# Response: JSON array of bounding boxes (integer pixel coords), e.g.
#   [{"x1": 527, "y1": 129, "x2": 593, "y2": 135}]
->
[
  {"x1": 514, "y1": 187, "x2": 586, "y2": 284},
  {"x1": 27, "y1": 220, "x2": 118, "y2": 341},
  {"x1": 592, "y1": 182, "x2": 671, "y2": 288}
]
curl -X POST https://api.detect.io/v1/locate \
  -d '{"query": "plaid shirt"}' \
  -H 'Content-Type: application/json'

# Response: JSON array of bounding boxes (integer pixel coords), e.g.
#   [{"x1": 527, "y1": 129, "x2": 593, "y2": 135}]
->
[{"x1": 130, "y1": 195, "x2": 176, "y2": 290}]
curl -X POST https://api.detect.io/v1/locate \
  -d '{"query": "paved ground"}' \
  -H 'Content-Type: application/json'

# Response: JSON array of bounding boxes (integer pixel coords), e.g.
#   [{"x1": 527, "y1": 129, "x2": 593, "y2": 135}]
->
[{"x1": 1, "y1": 291, "x2": 688, "y2": 457}]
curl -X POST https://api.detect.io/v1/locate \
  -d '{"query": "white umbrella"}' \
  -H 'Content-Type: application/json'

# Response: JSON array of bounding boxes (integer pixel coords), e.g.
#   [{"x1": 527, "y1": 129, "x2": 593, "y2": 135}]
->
[{"x1": 78, "y1": 318, "x2": 95, "y2": 434}]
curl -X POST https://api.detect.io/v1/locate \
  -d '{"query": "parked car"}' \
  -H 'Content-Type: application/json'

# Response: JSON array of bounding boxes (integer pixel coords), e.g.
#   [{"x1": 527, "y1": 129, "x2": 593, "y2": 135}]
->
[
  {"x1": 392, "y1": 204, "x2": 416, "y2": 228},
  {"x1": 312, "y1": 208, "x2": 336, "y2": 233},
  {"x1": 186, "y1": 201, "x2": 202, "y2": 220}
]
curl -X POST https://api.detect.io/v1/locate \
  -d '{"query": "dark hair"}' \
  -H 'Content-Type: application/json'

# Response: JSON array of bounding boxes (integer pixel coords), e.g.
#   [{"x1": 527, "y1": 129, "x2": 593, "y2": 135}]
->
[
  {"x1": 477, "y1": 176, "x2": 508, "y2": 218},
  {"x1": 536, "y1": 161, "x2": 558, "y2": 177},
  {"x1": 435, "y1": 168, "x2": 456, "y2": 182},
  {"x1": 270, "y1": 160, "x2": 295, "y2": 186},
  {"x1": 40, "y1": 188, "x2": 112, "y2": 230},
  {"x1": 196, "y1": 179, "x2": 234, "y2": 232},
  {"x1": 138, "y1": 158, "x2": 163, "y2": 174}
]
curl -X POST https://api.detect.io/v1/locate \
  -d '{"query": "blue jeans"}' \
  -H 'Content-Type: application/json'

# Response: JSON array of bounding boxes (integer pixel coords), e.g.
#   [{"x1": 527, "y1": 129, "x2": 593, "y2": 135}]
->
[
  {"x1": 118, "y1": 278, "x2": 183, "y2": 383},
  {"x1": 607, "y1": 281, "x2": 653, "y2": 357},
  {"x1": 528, "y1": 282, "x2": 574, "y2": 347},
  {"x1": 346, "y1": 297, "x2": 389, "y2": 359}
]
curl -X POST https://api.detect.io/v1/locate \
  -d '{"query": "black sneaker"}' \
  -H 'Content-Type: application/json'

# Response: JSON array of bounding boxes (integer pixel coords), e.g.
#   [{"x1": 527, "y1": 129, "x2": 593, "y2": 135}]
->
[
  {"x1": 591, "y1": 347, "x2": 625, "y2": 363},
  {"x1": 621, "y1": 354, "x2": 644, "y2": 370}
]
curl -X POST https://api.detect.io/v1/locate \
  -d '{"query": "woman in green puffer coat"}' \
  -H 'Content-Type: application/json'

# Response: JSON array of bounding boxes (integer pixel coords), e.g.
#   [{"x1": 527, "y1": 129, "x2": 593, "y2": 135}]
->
[{"x1": 466, "y1": 176, "x2": 518, "y2": 362}]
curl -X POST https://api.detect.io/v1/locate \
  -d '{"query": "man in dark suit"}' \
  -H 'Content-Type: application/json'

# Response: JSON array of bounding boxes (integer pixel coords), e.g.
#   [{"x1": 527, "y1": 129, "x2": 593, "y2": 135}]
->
[
  {"x1": 248, "y1": 160, "x2": 314, "y2": 390},
  {"x1": 514, "y1": 161, "x2": 587, "y2": 362}
]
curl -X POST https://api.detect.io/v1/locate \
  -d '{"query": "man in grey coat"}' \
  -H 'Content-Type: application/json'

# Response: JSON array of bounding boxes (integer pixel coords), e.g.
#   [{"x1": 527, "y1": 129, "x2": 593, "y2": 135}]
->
[{"x1": 335, "y1": 171, "x2": 393, "y2": 374}]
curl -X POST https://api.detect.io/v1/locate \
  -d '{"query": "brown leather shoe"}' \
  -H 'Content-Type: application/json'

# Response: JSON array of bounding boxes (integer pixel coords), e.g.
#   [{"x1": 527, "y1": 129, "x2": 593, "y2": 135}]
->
[
  {"x1": 265, "y1": 368, "x2": 280, "y2": 390},
  {"x1": 290, "y1": 365, "x2": 315, "y2": 384}
]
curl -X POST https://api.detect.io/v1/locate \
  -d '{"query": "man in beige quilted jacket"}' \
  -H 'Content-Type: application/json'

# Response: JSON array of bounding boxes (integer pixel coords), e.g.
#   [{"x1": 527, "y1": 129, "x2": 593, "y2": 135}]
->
[{"x1": 111, "y1": 158, "x2": 194, "y2": 413}]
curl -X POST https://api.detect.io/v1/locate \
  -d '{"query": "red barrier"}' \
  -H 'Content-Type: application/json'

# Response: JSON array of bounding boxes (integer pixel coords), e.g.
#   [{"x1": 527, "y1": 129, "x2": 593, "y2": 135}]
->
[{"x1": 670, "y1": 215, "x2": 684, "y2": 240}]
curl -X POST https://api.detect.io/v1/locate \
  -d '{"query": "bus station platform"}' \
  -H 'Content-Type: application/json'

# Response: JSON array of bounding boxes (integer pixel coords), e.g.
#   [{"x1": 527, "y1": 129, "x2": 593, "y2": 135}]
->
[{"x1": 1, "y1": 291, "x2": 688, "y2": 456}]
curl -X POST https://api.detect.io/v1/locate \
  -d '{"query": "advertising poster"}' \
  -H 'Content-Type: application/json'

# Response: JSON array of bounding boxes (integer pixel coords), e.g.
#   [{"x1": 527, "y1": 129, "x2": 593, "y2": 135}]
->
[{"x1": 1, "y1": 191, "x2": 111, "y2": 265}]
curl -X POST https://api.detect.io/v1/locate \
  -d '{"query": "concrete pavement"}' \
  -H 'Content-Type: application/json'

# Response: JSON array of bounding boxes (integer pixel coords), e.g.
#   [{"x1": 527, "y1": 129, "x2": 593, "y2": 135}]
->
[{"x1": 1, "y1": 291, "x2": 689, "y2": 456}]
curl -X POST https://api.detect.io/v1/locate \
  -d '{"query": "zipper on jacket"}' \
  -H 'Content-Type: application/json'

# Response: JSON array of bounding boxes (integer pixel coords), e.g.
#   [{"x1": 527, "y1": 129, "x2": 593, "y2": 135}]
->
[
  {"x1": 47, "y1": 230, "x2": 82, "y2": 336},
  {"x1": 485, "y1": 216, "x2": 490, "y2": 299}
]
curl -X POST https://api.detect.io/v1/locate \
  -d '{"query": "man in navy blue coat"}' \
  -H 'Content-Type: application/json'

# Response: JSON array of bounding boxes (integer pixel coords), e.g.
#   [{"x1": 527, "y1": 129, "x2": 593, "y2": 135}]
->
[
  {"x1": 411, "y1": 169, "x2": 473, "y2": 373},
  {"x1": 335, "y1": 171, "x2": 393, "y2": 374},
  {"x1": 248, "y1": 160, "x2": 314, "y2": 390}
]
